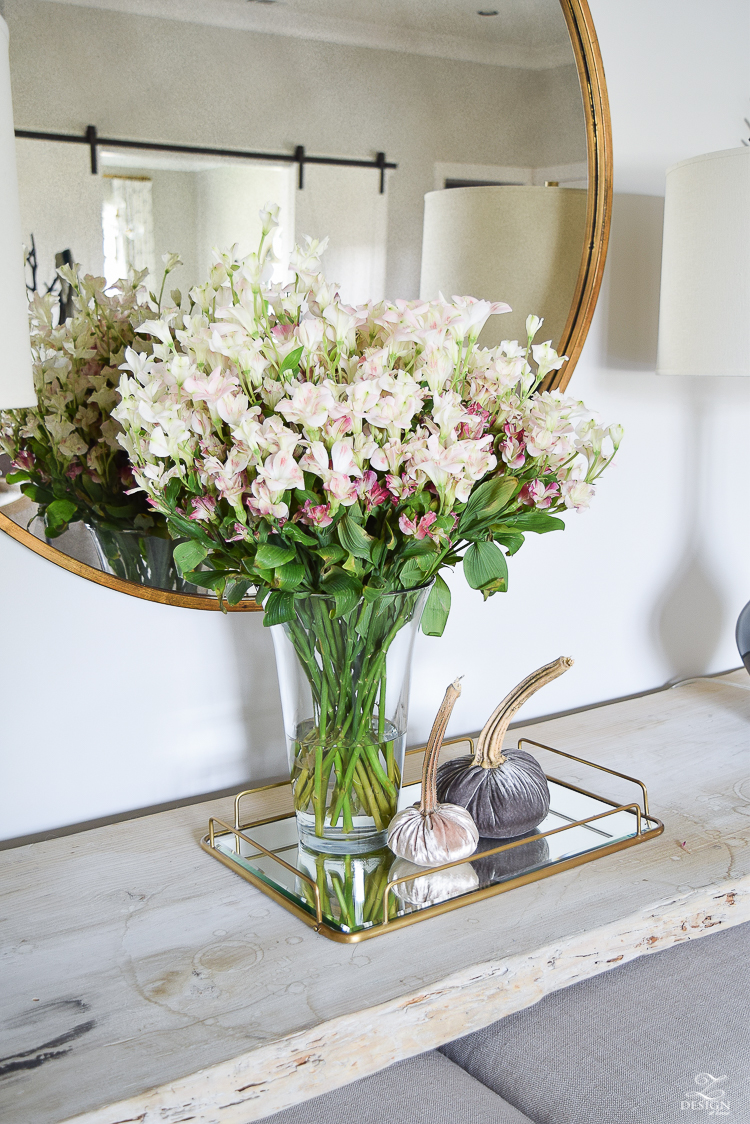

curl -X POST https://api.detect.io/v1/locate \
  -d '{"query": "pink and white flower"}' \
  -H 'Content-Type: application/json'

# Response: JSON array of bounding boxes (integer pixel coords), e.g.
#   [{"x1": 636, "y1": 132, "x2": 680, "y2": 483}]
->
[
  {"x1": 359, "y1": 470, "x2": 390, "y2": 513},
  {"x1": 295, "y1": 500, "x2": 333, "y2": 528},
  {"x1": 399, "y1": 511, "x2": 439, "y2": 540},
  {"x1": 561, "y1": 479, "x2": 595, "y2": 511},
  {"x1": 256, "y1": 449, "x2": 305, "y2": 498},
  {"x1": 518, "y1": 478, "x2": 560, "y2": 509},
  {"x1": 276, "y1": 382, "x2": 335, "y2": 429},
  {"x1": 189, "y1": 495, "x2": 217, "y2": 521}
]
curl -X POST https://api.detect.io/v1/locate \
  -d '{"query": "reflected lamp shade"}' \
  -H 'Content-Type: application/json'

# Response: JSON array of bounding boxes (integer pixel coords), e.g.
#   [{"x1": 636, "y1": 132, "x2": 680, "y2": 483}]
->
[
  {"x1": 656, "y1": 147, "x2": 750, "y2": 376},
  {"x1": 419, "y1": 185, "x2": 587, "y2": 350},
  {"x1": 0, "y1": 16, "x2": 33, "y2": 409}
]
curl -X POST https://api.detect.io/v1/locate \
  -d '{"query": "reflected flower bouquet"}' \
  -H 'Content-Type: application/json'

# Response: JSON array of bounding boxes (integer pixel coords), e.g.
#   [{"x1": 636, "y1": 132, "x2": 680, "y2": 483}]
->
[
  {"x1": 114, "y1": 205, "x2": 621, "y2": 844},
  {"x1": 0, "y1": 264, "x2": 174, "y2": 539}
]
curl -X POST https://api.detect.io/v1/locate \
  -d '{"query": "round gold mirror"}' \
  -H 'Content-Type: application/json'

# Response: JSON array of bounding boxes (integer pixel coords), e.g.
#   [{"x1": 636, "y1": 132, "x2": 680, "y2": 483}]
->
[{"x1": 0, "y1": 0, "x2": 611, "y2": 609}]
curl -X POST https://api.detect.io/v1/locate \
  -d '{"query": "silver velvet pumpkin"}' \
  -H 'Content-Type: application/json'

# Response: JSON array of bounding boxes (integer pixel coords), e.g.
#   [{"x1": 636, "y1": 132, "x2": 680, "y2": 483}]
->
[
  {"x1": 435, "y1": 656, "x2": 573, "y2": 839},
  {"x1": 387, "y1": 678, "x2": 479, "y2": 866},
  {"x1": 389, "y1": 857, "x2": 480, "y2": 907}
]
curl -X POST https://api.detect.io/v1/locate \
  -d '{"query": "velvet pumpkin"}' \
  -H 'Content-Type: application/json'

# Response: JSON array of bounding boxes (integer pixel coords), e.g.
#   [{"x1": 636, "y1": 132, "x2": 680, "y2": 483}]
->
[
  {"x1": 387, "y1": 678, "x2": 479, "y2": 866},
  {"x1": 436, "y1": 656, "x2": 573, "y2": 839}
]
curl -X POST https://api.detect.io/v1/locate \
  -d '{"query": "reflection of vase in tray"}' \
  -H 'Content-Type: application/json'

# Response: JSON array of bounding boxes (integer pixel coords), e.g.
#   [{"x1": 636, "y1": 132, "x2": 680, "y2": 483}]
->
[
  {"x1": 86, "y1": 522, "x2": 187, "y2": 591},
  {"x1": 295, "y1": 845, "x2": 396, "y2": 928},
  {"x1": 271, "y1": 584, "x2": 431, "y2": 855},
  {"x1": 471, "y1": 831, "x2": 550, "y2": 889}
]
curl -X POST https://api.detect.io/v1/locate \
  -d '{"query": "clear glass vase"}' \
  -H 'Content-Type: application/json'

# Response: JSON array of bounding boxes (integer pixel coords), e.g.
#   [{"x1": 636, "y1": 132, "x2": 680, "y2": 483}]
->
[
  {"x1": 271, "y1": 583, "x2": 431, "y2": 854},
  {"x1": 86, "y1": 522, "x2": 187, "y2": 591}
]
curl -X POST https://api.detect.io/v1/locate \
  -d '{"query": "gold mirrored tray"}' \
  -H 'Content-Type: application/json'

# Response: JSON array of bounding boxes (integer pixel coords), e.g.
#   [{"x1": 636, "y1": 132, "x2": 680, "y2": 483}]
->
[{"x1": 201, "y1": 737, "x2": 663, "y2": 943}]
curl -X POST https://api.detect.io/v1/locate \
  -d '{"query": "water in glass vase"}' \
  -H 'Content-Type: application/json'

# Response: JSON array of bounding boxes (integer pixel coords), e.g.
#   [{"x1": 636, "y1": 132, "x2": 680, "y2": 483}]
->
[
  {"x1": 271, "y1": 584, "x2": 431, "y2": 855},
  {"x1": 291, "y1": 718, "x2": 407, "y2": 853}
]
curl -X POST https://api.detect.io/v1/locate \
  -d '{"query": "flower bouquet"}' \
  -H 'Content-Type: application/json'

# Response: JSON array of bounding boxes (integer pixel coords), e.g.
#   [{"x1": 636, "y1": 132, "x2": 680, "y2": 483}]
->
[
  {"x1": 115, "y1": 205, "x2": 621, "y2": 851},
  {"x1": 0, "y1": 257, "x2": 188, "y2": 588}
]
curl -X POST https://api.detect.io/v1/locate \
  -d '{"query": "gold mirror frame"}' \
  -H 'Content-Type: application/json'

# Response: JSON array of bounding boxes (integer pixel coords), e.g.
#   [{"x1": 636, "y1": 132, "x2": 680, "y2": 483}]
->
[{"x1": 0, "y1": 0, "x2": 611, "y2": 612}]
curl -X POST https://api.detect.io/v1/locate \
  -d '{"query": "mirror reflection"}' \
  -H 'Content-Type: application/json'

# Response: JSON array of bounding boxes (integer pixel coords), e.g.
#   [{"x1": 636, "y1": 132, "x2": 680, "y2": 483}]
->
[
  {"x1": 0, "y1": 0, "x2": 588, "y2": 596},
  {"x1": 211, "y1": 780, "x2": 651, "y2": 935}
]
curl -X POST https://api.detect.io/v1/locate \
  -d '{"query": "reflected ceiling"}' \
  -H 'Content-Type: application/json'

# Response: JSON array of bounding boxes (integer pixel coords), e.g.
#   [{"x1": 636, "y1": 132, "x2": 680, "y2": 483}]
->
[{"x1": 41, "y1": 0, "x2": 574, "y2": 67}]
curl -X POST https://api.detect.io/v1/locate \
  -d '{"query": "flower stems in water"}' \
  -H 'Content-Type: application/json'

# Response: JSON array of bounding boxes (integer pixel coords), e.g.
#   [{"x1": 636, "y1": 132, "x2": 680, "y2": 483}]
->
[{"x1": 288, "y1": 591, "x2": 419, "y2": 838}]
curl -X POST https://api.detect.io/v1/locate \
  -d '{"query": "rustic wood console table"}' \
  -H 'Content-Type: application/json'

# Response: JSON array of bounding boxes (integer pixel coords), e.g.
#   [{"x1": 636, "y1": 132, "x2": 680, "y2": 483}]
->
[{"x1": 1, "y1": 671, "x2": 748, "y2": 1124}]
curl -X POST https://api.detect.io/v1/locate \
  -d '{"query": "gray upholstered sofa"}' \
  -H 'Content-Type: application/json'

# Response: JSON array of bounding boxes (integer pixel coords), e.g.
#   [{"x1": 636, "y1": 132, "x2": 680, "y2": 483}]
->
[{"x1": 266, "y1": 921, "x2": 749, "y2": 1124}]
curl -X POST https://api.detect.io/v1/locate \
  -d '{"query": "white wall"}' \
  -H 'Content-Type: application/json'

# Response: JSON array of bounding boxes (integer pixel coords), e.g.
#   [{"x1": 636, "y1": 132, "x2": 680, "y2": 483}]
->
[
  {"x1": 15, "y1": 137, "x2": 104, "y2": 280},
  {"x1": 1, "y1": 0, "x2": 749, "y2": 840},
  {"x1": 295, "y1": 165, "x2": 389, "y2": 304}
]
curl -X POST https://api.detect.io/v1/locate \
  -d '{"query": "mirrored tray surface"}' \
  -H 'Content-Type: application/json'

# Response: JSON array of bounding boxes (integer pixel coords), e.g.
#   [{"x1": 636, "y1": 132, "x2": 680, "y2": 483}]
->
[{"x1": 202, "y1": 739, "x2": 663, "y2": 942}]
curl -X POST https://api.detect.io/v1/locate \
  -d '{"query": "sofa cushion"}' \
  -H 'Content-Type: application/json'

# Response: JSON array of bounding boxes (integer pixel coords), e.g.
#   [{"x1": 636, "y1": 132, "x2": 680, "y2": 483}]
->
[
  {"x1": 441, "y1": 920, "x2": 750, "y2": 1124},
  {"x1": 261, "y1": 1048, "x2": 534, "y2": 1123}
]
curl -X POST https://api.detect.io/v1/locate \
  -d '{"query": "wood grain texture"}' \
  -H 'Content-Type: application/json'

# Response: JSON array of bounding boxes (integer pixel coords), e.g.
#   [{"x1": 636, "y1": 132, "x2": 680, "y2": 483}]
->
[{"x1": 0, "y1": 673, "x2": 747, "y2": 1124}]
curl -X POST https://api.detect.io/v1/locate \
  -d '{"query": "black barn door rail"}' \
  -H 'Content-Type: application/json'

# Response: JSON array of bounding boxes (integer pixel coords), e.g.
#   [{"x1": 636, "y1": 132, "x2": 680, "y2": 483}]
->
[{"x1": 14, "y1": 124, "x2": 397, "y2": 193}]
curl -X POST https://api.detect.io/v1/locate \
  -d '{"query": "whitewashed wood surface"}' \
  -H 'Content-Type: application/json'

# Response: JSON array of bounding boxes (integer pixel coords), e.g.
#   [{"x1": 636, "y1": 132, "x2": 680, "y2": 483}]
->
[{"x1": 1, "y1": 672, "x2": 748, "y2": 1124}]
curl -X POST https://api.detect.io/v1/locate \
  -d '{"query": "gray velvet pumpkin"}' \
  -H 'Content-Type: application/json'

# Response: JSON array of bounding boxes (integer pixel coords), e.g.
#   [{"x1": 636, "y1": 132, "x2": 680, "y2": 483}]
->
[
  {"x1": 471, "y1": 831, "x2": 550, "y2": 889},
  {"x1": 437, "y1": 748, "x2": 550, "y2": 838},
  {"x1": 435, "y1": 656, "x2": 573, "y2": 839}
]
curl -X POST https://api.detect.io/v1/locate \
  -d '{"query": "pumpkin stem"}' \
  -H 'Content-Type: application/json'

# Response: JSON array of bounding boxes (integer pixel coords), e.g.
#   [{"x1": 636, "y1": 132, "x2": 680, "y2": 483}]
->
[
  {"x1": 473, "y1": 657, "x2": 574, "y2": 769},
  {"x1": 420, "y1": 678, "x2": 463, "y2": 816}
]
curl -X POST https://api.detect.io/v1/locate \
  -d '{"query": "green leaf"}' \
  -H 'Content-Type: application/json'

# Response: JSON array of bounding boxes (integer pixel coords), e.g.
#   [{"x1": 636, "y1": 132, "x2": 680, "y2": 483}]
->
[
  {"x1": 165, "y1": 476, "x2": 182, "y2": 507},
  {"x1": 282, "y1": 523, "x2": 316, "y2": 546},
  {"x1": 401, "y1": 537, "x2": 435, "y2": 559},
  {"x1": 416, "y1": 550, "x2": 438, "y2": 572},
  {"x1": 398, "y1": 558, "x2": 427, "y2": 589},
  {"x1": 263, "y1": 590, "x2": 296, "y2": 626},
  {"x1": 166, "y1": 515, "x2": 214, "y2": 549},
  {"x1": 315, "y1": 544, "x2": 347, "y2": 567},
  {"x1": 255, "y1": 542, "x2": 295, "y2": 569},
  {"x1": 80, "y1": 476, "x2": 103, "y2": 501},
  {"x1": 278, "y1": 346, "x2": 304, "y2": 378},
  {"x1": 276, "y1": 559, "x2": 305, "y2": 590},
  {"x1": 493, "y1": 529, "x2": 525, "y2": 556},
  {"x1": 104, "y1": 503, "x2": 138, "y2": 519},
  {"x1": 294, "y1": 488, "x2": 320, "y2": 505},
  {"x1": 510, "y1": 510, "x2": 565, "y2": 534},
  {"x1": 463, "y1": 540, "x2": 508, "y2": 594},
  {"x1": 421, "y1": 574, "x2": 451, "y2": 637},
  {"x1": 320, "y1": 567, "x2": 362, "y2": 618},
  {"x1": 337, "y1": 514, "x2": 374, "y2": 561},
  {"x1": 362, "y1": 581, "x2": 385, "y2": 603},
  {"x1": 5, "y1": 470, "x2": 30, "y2": 484},
  {"x1": 46, "y1": 498, "x2": 77, "y2": 527},
  {"x1": 370, "y1": 540, "x2": 387, "y2": 567},
  {"x1": 333, "y1": 588, "x2": 360, "y2": 618},
  {"x1": 226, "y1": 578, "x2": 254, "y2": 606},
  {"x1": 20, "y1": 483, "x2": 46, "y2": 504},
  {"x1": 184, "y1": 568, "x2": 231, "y2": 590},
  {"x1": 173, "y1": 540, "x2": 209, "y2": 575},
  {"x1": 458, "y1": 476, "x2": 518, "y2": 536},
  {"x1": 355, "y1": 601, "x2": 374, "y2": 638}
]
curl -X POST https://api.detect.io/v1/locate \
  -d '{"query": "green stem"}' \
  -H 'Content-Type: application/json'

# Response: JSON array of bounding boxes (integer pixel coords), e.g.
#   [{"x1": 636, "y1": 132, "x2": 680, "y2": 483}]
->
[
  {"x1": 313, "y1": 742, "x2": 324, "y2": 836},
  {"x1": 329, "y1": 746, "x2": 362, "y2": 826},
  {"x1": 354, "y1": 761, "x2": 384, "y2": 829},
  {"x1": 378, "y1": 671, "x2": 386, "y2": 743}
]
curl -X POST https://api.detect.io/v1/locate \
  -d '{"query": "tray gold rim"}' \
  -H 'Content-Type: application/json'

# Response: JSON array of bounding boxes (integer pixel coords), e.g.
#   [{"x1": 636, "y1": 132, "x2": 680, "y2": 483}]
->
[{"x1": 200, "y1": 737, "x2": 664, "y2": 943}]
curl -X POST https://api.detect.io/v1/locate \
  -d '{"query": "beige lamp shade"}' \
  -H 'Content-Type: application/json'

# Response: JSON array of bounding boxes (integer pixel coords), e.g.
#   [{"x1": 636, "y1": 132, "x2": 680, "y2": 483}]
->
[
  {"x1": 419, "y1": 185, "x2": 587, "y2": 350},
  {"x1": 0, "y1": 16, "x2": 33, "y2": 409},
  {"x1": 657, "y1": 147, "x2": 750, "y2": 376}
]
